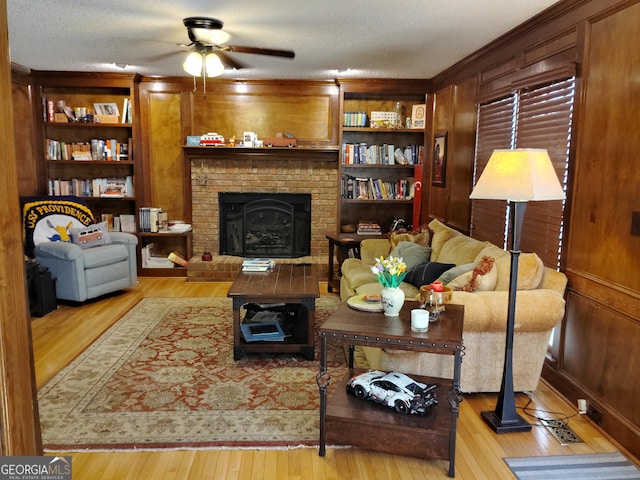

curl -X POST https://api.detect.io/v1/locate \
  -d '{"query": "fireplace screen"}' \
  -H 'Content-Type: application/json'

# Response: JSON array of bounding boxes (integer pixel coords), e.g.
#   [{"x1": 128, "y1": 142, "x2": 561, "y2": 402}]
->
[{"x1": 219, "y1": 192, "x2": 311, "y2": 258}]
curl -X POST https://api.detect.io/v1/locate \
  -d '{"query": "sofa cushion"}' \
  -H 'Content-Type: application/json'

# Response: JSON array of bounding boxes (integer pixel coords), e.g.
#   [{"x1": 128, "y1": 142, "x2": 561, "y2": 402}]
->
[
  {"x1": 404, "y1": 261, "x2": 456, "y2": 288},
  {"x1": 479, "y1": 244, "x2": 545, "y2": 291},
  {"x1": 389, "y1": 241, "x2": 431, "y2": 270},
  {"x1": 428, "y1": 219, "x2": 489, "y2": 265},
  {"x1": 82, "y1": 244, "x2": 129, "y2": 269},
  {"x1": 448, "y1": 255, "x2": 497, "y2": 292},
  {"x1": 341, "y1": 258, "x2": 378, "y2": 289}
]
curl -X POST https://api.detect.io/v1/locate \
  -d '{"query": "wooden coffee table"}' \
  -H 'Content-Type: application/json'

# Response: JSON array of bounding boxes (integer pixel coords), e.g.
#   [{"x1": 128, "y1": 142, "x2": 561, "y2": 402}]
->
[
  {"x1": 227, "y1": 263, "x2": 320, "y2": 360},
  {"x1": 317, "y1": 301, "x2": 464, "y2": 477}
]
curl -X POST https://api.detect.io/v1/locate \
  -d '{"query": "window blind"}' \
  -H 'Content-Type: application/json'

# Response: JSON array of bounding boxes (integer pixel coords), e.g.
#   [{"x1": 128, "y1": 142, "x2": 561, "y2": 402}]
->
[
  {"x1": 471, "y1": 78, "x2": 574, "y2": 268},
  {"x1": 515, "y1": 78, "x2": 574, "y2": 268},
  {"x1": 470, "y1": 95, "x2": 515, "y2": 248}
]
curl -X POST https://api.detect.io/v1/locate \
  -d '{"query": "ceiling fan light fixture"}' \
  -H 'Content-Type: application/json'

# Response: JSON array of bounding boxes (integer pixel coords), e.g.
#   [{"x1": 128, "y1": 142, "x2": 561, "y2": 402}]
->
[
  {"x1": 192, "y1": 28, "x2": 230, "y2": 46},
  {"x1": 205, "y1": 54, "x2": 224, "y2": 77},
  {"x1": 183, "y1": 51, "x2": 203, "y2": 76}
]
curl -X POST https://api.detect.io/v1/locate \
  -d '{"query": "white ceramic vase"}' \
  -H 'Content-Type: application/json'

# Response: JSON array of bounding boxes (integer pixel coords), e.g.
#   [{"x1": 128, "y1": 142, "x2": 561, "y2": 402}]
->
[{"x1": 380, "y1": 287, "x2": 405, "y2": 316}]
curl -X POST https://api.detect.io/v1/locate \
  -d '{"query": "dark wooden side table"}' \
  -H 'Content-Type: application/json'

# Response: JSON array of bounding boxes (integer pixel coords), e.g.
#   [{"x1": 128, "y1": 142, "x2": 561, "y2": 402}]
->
[
  {"x1": 325, "y1": 233, "x2": 388, "y2": 293},
  {"x1": 317, "y1": 301, "x2": 464, "y2": 478},
  {"x1": 227, "y1": 263, "x2": 320, "y2": 360}
]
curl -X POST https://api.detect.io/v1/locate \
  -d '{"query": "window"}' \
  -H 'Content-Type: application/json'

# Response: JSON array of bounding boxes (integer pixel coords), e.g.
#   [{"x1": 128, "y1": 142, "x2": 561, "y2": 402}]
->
[{"x1": 471, "y1": 78, "x2": 575, "y2": 269}]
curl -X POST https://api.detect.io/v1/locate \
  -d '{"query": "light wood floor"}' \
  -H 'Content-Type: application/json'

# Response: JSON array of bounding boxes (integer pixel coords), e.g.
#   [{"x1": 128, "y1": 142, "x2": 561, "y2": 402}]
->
[{"x1": 31, "y1": 278, "x2": 636, "y2": 479}]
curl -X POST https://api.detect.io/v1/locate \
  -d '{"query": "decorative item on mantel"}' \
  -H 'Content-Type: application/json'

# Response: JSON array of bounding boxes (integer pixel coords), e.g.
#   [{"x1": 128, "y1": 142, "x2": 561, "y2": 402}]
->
[{"x1": 371, "y1": 255, "x2": 407, "y2": 316}]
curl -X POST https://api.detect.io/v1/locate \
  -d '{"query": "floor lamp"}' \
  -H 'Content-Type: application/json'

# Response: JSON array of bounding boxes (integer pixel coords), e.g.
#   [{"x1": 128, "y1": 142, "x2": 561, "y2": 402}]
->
[{"x1": 469, "y1": 148, "x2": 565, "y2": 433}]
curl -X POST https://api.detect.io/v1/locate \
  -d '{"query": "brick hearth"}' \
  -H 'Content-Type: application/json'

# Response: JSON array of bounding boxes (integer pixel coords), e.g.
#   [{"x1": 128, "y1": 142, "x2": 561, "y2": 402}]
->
[{"x1": 186, "y1": 150, "x2": 339, "y2": 281}]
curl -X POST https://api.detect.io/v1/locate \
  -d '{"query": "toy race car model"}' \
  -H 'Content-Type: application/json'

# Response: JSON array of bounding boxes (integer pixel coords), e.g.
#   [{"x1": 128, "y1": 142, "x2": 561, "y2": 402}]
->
[
  {"x1": 346, "y1": 370, "x2": 438, "y2": 415},
  {"x1": 200, "y1": 133, "x2": 225, "y2": 146}
]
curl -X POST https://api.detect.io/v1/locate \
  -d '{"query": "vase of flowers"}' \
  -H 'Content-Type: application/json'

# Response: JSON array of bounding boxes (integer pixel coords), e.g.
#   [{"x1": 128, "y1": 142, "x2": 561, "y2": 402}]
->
[{"x1": 371, "y1": 256, "x2": 407, "y2": 316}]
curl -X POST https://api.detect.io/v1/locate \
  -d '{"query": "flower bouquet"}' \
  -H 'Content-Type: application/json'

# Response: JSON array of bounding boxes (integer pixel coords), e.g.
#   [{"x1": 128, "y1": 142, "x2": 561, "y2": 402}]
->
[
  {"x1": 371, "y1": 256, "x2": 408, "y2": 288},
  {"x1": 371, "y1": 256, "x2": 408, "y2": 316}
]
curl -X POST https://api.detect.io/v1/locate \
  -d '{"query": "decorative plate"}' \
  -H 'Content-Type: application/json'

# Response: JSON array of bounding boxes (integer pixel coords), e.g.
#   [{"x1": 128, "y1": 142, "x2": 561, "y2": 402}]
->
[{"x1": 347, "y1": 294, "x2": 384, "y2": 312}]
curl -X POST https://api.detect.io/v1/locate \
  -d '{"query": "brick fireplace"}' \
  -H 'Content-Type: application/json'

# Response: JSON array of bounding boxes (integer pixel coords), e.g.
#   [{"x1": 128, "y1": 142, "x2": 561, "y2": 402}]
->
[{"x1": 185, "y1": 148, "x2": 339, "y2": 281}]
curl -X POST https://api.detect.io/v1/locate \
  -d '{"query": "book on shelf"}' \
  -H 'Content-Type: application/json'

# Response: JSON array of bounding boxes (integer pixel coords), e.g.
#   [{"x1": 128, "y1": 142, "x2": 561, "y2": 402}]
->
[
  {"x1": 240, "y1": 320, "x2": 286, "y2": 342},
  {"x1": 168, "y1": 251, "x2": 188, "y2": 267},
  {"x1": 119, "y1": 214, "x2": 136, "y2": 233}
]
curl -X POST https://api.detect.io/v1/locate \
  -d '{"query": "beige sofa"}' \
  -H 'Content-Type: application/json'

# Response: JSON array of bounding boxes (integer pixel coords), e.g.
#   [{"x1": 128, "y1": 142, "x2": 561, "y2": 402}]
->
[{"x1": 339, "y1": 219, "x2": 567, "y2": 393}]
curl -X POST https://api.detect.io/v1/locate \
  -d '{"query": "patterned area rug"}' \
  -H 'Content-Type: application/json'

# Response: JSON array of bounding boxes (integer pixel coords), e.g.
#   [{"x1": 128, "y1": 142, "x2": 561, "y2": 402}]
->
[{"x1": 38, "y1": 296, "x2": 347, "y2": 450}]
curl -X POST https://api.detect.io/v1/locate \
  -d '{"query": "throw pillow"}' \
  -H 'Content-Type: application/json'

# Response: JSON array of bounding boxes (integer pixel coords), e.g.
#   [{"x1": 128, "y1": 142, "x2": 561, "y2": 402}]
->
[
  {"x1": 389, "y1": 241, "x2": 432, "y2": 270},
  {"x1": 404, "y1": 261, "x2": 456, "y2": 288},
  {"x1": 448, "y1": 256, "x2": 497, "y2": 292},
  {"x1": 389, "y1": 225, "x2": 431, "y2": 250},
  {"x1": 438, "y1": 262, "x2": 476, "y2": 285},
  {"x1": 70, "y1": 222, "x2": 112, "y2": 249}
]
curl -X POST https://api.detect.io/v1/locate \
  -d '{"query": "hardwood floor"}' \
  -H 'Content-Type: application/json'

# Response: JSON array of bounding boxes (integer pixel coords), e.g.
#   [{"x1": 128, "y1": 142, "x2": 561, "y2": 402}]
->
[{"x1": 31, "y1": 278, "x2": 636, "y2": 479}]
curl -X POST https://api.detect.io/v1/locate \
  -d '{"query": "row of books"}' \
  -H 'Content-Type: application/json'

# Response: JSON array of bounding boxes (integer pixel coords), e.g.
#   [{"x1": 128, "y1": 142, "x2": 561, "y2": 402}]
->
[
  {"x1": 341, "y1": 174, "x2": 415, "y2": 201},
  {"x1": 100, "y1": 213, "x2": 136, "y2": 233},
  {"x1": 45, "y1": 138, "x2": 131, "y2": 161},
  {"x1": 43, "y1": 97, "x2": 132, "y2": 124},
  {"x1": 342, "y1": 143, "x2": 424, "y2": 165},
  {"x1": 357, "y1": 220, "x2": 382, "y2": 235},
  {"x1": 139, "y1": 207, "x2": 168, "y2": 233},
  {"x1": 47, "y1": 176, "x2": 134, "y2": 198},
  {"x1": 242, "y1": 258, "x2": 275, "y2": 272},
  {"x1": 343, "y1": 111, "x2": 369, "y2": 128}
]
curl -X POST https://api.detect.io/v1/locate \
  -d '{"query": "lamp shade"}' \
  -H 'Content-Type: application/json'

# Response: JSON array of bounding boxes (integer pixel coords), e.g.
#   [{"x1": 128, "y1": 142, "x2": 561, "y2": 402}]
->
[
  {"x1": 183, "y1": 52, "x2": 203, "y2": 76},
  {"x1": 204, "y1": 53, "x2": 224, "y2": 77},
  {"x1": 470, "y1": 149, "x2": 565, "y2": 202}
]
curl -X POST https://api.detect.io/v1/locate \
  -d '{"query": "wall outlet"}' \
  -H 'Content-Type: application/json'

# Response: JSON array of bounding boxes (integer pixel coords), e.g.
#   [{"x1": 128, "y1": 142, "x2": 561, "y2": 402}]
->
[{"x1": 577, "y1": 398, "x2": 587, "y2": 413}]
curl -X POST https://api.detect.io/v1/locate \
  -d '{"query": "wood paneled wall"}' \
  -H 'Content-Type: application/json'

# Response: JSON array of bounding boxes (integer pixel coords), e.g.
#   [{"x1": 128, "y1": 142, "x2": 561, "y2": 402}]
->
[
  {"x1": 1, "y1": 2, "x2": 42, "y2": 455},
  {"x1": 428, "y1": 0, "x2": 640, "y2": 458}
]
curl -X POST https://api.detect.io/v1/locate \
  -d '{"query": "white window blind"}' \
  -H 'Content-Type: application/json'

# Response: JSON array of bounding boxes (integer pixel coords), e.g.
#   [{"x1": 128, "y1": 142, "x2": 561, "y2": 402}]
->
[{"x1": 471, "y1": 78, "x2": 575, "y2": 268}]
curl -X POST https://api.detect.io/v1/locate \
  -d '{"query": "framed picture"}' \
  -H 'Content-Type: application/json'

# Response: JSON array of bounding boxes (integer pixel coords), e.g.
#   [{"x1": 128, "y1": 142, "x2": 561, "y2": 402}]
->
[
  {"x1": 432, "y1": 132, "x2": 447, "y2": 187},
  {"x1": 93, "y1": 102, "x2": 120, "y2": 116}
]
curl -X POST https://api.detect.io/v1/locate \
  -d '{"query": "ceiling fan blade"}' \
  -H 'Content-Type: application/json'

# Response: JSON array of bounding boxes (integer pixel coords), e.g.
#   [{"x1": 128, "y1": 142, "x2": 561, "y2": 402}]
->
[
  {"x1": 223, "y1": 45, "x2": 295, "y2": 59},
  {"x1": 216, "y1": 50, "x2": 246, "y2": 70}
]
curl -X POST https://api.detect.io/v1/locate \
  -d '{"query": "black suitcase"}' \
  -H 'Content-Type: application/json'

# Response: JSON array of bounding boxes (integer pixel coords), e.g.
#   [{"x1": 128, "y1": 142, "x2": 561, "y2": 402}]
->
[{"x1": 25, "y1": 261, "x2": 57, "y2": 317}]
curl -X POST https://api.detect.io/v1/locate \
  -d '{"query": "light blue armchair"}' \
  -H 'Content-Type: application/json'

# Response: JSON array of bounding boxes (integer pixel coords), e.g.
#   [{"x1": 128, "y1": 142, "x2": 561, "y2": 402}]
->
[
  {"x1": 34, "y1": 232, "x2": 138, "y2": 302},
  {"x1": 22, "y1": 195, "x2": 138, "y2": 303}
]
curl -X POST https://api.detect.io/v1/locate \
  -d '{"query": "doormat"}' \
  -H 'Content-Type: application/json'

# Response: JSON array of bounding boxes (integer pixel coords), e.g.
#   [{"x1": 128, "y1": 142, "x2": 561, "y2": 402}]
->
[{"x1": 504, "y1": 452, "x2": 640, "y2": 479}]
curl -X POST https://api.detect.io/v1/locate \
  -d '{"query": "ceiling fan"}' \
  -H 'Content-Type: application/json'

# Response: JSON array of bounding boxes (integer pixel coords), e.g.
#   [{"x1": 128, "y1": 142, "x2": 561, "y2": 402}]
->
[{"x1": 182, "y1": 16, "x2": 295, "y2": 73}]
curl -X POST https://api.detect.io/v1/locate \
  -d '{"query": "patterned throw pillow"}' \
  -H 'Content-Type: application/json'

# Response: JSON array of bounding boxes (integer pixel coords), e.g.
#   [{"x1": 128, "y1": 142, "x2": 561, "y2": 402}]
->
[
  {"x1": 70, "y1": 222, "x2": 112, "y2": 249},
  {"x1": 448, "y1": 256, "x2": 497, "y2": 292}
]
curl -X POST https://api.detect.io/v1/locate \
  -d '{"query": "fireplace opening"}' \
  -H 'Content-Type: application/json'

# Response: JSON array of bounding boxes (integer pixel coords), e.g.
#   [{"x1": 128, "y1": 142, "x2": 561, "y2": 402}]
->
[{"x1": 219, "y1": 192, "x2": 311, "y2": 258}]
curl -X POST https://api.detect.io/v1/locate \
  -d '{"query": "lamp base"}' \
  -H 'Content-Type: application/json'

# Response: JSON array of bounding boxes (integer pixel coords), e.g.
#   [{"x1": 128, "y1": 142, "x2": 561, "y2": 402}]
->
[{"x1": 481, "y1": 410, "x2": 532, "y2": 434}]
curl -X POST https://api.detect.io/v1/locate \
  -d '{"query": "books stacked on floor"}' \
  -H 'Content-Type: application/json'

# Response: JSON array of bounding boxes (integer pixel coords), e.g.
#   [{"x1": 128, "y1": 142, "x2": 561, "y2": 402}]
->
[
  {"x1": 357, "y1": 220, "x2": 382, "y2": 235},
  {"x1": 242, "y1": 258, "x2": 275, "y2": 272}
]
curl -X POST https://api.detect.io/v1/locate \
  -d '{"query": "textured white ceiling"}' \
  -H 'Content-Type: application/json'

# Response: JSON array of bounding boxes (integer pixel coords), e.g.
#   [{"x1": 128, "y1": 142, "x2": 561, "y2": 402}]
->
[{"x1": 7, "y1": 0, "x2": 560, "y2": 80}]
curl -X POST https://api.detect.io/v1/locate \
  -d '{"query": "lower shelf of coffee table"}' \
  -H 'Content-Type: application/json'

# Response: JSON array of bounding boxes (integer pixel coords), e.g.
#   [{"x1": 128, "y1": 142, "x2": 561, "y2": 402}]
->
[{"x1": 325, "y1": 368, "x2": 453, "y2": 460}]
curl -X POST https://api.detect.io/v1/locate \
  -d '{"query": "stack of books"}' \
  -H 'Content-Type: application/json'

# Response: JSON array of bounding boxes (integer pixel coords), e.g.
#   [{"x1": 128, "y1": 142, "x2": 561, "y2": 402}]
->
[
  {"x1": 242, "y1": 258, "x2": 275, "y2": 272},
  {"x1": 357, "y1": 220, "x2": 382, "y2": 235}
]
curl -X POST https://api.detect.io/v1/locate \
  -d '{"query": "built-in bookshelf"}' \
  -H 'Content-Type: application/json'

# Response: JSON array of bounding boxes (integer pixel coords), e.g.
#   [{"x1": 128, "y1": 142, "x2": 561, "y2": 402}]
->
[
  {"x1": 30, "y1": 72, "x2": 182, "y2": 275},
  {"x1": 337, "y1": 79, "x2": 427, "y2": 233}
]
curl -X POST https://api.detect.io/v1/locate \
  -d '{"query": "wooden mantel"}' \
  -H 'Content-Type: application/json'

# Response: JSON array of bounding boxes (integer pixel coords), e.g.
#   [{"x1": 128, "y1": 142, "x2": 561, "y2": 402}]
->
[{"x1": 182, "y1": 145, "x2": 339, "y2": 162}]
